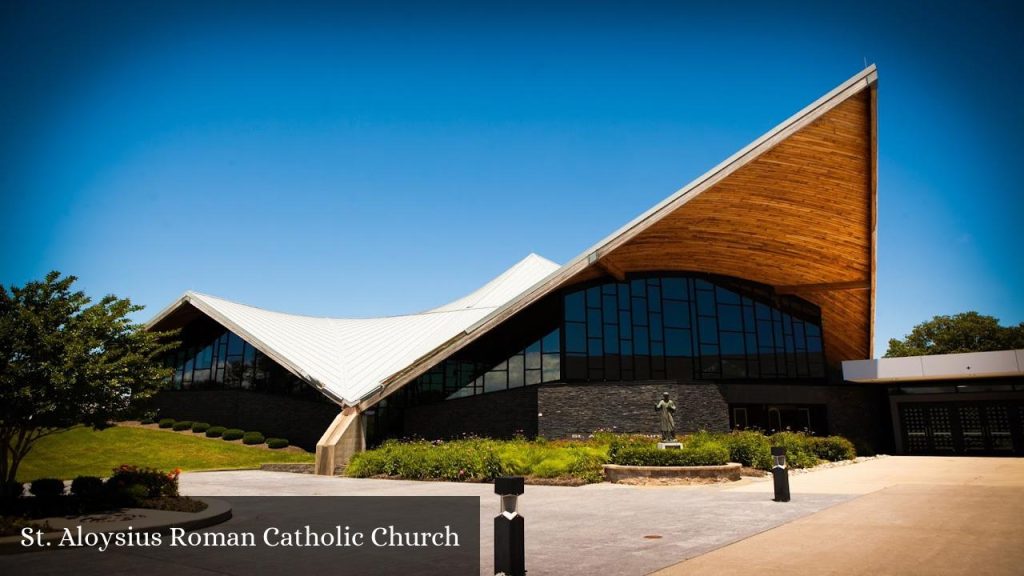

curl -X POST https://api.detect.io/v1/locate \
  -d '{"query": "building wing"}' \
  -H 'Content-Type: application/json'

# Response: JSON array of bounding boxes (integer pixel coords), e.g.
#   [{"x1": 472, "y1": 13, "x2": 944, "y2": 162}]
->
[
  {"x1": 149, "y1": 67, "x2": 878, "y2": 414},
  {"x1": 146, "y1": 253, "x2": 560, "y2": 405},
  {"x1": 367, "y1": 66, "x2": 878, "y2": 409}
]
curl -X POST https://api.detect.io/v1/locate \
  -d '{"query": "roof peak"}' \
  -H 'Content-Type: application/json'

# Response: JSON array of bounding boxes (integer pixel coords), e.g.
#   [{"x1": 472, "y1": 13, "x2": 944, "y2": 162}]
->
[{"x1": 149, "y1": 252, "x2": 559, "y2": 323}]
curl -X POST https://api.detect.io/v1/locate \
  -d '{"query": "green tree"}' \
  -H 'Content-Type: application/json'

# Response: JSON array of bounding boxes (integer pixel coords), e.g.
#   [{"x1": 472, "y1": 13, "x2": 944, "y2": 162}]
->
[
  {"x1": 885, "y1": 311, "x2": 1024, "y2": 357},
  {"x1": 0, "y1": 272, "x2": 176, "y2": 504}
]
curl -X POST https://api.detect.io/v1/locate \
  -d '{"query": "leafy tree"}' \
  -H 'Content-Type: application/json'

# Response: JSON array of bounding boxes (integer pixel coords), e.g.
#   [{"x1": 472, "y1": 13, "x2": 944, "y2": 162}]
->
[
  {"x1": 0, "y1": 272, "x2": 176, "y2": 504},
  {"x1": 885, "y1": 311, "x2": 1024, "y2": 357}
]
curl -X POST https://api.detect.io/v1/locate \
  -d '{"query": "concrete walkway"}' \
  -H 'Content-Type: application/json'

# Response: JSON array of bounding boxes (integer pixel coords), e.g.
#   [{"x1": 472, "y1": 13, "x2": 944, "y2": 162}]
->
[
  {"x1": 3, "y1": 457, "x2": 1020, "y2": 575},
  {"x1": 180, "y1": 470, "x2": 851, "y2": 576},
  {"x1": 654, "y1": 456, "x2": 1024, "y2": 576}
]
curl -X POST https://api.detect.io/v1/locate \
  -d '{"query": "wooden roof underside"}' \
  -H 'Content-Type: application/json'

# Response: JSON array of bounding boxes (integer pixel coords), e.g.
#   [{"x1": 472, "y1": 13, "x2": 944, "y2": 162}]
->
[
  {"x1": 578, "y1": 90, "x2": 875, "y2": 364},
  {"x1": 361, "y1": 68, "x2": 878, "y2": 410}
]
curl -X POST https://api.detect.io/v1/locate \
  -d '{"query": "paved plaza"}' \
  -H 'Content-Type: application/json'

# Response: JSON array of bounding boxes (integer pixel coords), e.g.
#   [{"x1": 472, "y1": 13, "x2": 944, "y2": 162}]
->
[
  {"x1": 655, "y1": 456, "x2": 1024, "y2": 576},
  {"x1": 3, "y1": 457, "x2": 1022, "y2": 575},
  {"x1": 183, "y1": 470, "x2": 850, "y2": 576}
]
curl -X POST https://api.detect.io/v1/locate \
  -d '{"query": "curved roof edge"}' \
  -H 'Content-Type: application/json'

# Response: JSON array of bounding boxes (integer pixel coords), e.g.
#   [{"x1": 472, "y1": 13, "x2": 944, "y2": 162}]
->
[
  {"x1": 470, "y1": 64, "x2": 878, "y2": 336},
  {"x1": 146, "y1": 253, "x2": 560, "y2": 406}
]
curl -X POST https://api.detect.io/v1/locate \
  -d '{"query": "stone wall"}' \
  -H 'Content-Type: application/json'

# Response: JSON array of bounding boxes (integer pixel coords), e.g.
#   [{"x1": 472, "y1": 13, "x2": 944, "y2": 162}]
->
[
  {"x1": 536, "y1": 382, "x2": 731, "y2": 438},
  {"x1": 395, "y1": 380, "x2": 887, "y2": 449},
  {"x1": 151, "y1": 390, "x2": 340, "y2": 450},
  {"x1": 403, "y1": 387, "x2": 538, "y2": 440},
  {"x1": 718, "y1": 383, "x2": 891, "y2": 454},
  {"x1": 151, "y1": 381, "x2": 889, "y2": 453}
]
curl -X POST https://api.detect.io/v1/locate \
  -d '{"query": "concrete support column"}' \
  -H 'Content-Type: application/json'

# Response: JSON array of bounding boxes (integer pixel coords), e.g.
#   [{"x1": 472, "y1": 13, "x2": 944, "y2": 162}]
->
[{"x1": 315, "y1": 407, "x2": 365, "y2": 475}]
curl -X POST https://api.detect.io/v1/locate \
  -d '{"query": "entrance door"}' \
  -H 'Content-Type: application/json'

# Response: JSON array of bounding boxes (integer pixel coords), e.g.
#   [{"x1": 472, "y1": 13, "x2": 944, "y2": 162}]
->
[{"x1": 899, "y1": 401, "x2": 1023, "y2": 455}]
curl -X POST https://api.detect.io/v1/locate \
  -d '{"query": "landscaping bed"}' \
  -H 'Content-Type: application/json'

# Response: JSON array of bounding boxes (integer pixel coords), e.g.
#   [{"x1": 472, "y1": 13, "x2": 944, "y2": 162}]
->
[
  {"x1": 16, "y1": 425, "x2": 313, "y2": 483},
  {"x1": 603, "y1": 462, "x2": 743, "y2": 483},
  {"x1": 346, "y1": 437, "x2": 607, "y2": 484},
  {"x1": 345, "y1": 430, "x2": 859, "y2": 485},
  {"x1": 1, "y1": 465, "x2": 206, "y2": 537},
  {"x1": 123, "y1": 420, "x2": 304, "y2": 454}
]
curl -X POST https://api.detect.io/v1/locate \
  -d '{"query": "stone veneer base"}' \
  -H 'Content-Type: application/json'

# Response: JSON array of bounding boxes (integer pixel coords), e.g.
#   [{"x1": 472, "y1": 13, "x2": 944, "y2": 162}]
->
[{"x1": 603, "y1": 462, "x2": 742, "y2": 483}]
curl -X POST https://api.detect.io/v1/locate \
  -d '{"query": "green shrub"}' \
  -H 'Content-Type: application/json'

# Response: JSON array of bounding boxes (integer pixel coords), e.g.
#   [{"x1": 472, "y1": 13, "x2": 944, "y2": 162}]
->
[
  {"x1": 565, "y1": 446, "x2": 607, "y2": 483},
  {"x1": 346, "y1": 447, "x2": 392, "y2": 478},
  {"x1": 206, "y1": 426, "x2": 226, "y2": 438},
  {"x1": 611, "y1": 446, "x2": 668, "y2": 467},
  {"x1": 243, "y1": 432, "x2": 266, "y2": 445},
  {"x1": 105, "y1": 465, "x2": 180, "y2": 502},
  {"x1": 492, "y1": 438, "x2": 607, "y2": 481},
  {"x1": 347, "y1": 433, "x2": 768, "y2": 484},
  {"x1": 810, "y1": 436, "x2": 856, "y2": 461},
  {"x1": 191, "y1": 422, "x2": 210, "y2": 433},
  {"x1": 70, "y1": 476, "x2": 105, "y2": 500},
  {"x1": 347, "y1": 438, "x2": 509, "y2": 482},
  {"x1": 266, "y1": 438, "x2": 290, "y2": 449},
  {"x1": 172, "y1": 421, "x2": 193, "y2": 431},
  {"x1": 495, "y1": 447, "x2": 534, "y2": 476},
  {"x1": 531, "y1": 456, "x2": 573, "y2": 478},
  {"x1": 769, "y1": 432, "x2": 819, "y2": 469},
  {"x1": 611, "y1": 443, "x2": 729, "y2": 466},
  {"x1": 29, "y1": 478, "x2": 65, "y2": 499},
  {"x1": 607, "y1": 434, "x2": 658, "y2": 461},
  {"x1": 722, "y1": 430, "x2": 773, "y2": 469},
  {"x1": 222, "y1": 429, "x2": 244, "y2": 441},
  {"x1": 684, "y1": 430, "x2": 722, "y2": 447},
  {"x1": 158, "y1": 418, "x2": 175, "y2": 428},
  {"x1": 121, "y1": 484, "x2": 150, "y2": 505},
  {"x1": 393, "y1": 444, "x2": 428, "y2": 479},
  {"x1": 140, "y1": 417, "x2": 156, "y2": 425}
]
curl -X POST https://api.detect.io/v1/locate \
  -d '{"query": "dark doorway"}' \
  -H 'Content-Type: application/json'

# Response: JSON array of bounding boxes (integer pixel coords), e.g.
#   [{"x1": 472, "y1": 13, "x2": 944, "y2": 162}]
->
[
  {"x1": 729, "y1": 403, "x2": 827, "y2": 434},
  {"x1": 899, "y1": 401, "x2": 1024, "y2": 455}
]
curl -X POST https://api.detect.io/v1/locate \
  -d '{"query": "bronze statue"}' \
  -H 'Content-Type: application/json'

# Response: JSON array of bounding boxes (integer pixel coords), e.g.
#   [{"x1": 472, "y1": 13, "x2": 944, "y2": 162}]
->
[{"x1": 655, "y1": 392, "x2": 676, "y2": 441}]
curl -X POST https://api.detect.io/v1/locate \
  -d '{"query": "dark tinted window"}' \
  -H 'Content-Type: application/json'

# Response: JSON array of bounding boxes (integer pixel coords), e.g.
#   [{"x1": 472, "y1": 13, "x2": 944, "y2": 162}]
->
[{"x1": 562, "y1": 274, "x2": 825, "y2": 382}]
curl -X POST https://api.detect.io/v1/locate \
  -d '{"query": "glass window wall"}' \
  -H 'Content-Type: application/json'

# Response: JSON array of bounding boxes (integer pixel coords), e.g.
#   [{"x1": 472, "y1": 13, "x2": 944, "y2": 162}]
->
[
  {"x1": 562, "y1": 274, "x2": 825, "y2": 382},
  {"x1": 164, "y1": 326, "x2": 325, "y2": 400}
]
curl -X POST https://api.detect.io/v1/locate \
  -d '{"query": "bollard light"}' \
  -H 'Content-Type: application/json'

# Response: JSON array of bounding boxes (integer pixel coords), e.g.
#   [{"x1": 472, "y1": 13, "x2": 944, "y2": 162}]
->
[
  {"x1": 771, "y1": 447, "x2": 791, "y2": 502},
  {"x1": 772, "y1": 447, "x2": 787, "y2": 469},
  {"x1": 494, "y1": 476, "x2": 525, "y2": 576}
]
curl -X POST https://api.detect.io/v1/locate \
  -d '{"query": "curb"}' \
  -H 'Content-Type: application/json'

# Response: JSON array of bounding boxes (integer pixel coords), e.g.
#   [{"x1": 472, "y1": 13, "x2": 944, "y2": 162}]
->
[{"x1": 604, "y1": 462, "x2": 743, "y2": 483}]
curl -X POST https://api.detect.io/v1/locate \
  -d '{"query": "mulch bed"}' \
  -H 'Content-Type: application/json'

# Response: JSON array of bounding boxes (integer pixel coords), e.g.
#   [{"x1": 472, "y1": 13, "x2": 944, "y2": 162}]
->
[{"x1": 118, "y1": 421, "x2": 310, "y2": 454}]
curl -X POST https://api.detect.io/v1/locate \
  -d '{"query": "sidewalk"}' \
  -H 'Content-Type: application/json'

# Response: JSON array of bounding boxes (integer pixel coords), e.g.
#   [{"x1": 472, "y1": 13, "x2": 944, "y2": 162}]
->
[
  {"x1": 653, "y1": 457, "x2": 1024, "y2": 576},
  {"x1": 180, "y1": 470, "x2": 852, "y2": 576},
  {"x1": 4, "y1": 457, "x2": 1019, "y2": 575}
]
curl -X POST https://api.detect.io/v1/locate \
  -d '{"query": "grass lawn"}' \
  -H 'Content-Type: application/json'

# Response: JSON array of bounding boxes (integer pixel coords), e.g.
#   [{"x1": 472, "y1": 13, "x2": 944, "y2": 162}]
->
[{"x1": 17, "y1": 425, "x2": 314, "y2": 482}]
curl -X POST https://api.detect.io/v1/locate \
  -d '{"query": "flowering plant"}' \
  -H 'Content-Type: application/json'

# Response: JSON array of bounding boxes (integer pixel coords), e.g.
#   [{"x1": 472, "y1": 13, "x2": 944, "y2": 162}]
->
[{"x1": 107, "y1": 464, "x2": 180, "y2": 500}]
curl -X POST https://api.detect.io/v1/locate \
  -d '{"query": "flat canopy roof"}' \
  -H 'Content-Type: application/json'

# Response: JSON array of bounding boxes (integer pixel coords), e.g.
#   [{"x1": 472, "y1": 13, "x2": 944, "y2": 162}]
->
[{"x1": 843, "y1": 349, "x2": 1024, "y2": 383}]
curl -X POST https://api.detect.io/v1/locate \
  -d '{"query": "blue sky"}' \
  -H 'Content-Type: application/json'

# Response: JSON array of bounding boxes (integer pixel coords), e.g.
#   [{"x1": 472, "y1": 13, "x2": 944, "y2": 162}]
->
[{"x1": 2, "y1": 1, "x2": 1021, "y2": 356}]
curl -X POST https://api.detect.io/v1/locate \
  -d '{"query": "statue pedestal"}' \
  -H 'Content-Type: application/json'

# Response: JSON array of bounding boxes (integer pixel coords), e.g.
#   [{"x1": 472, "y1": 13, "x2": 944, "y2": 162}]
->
[{"x1": 657, "y1": 442, "x2": 682, "y2": 450}]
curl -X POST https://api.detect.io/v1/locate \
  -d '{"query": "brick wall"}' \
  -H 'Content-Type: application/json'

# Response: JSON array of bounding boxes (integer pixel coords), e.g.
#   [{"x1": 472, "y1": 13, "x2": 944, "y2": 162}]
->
[
  {"x1": 536, "y1": 382, "x2": 731, "y2": 438},
  {"x1": 152, "y1": 390, "x2": 340, "y2": 450},
  {"x1": 718, "y1": 383, "x2": 890, "y2": 454},
  {"x1": 150, "y1": 382, "x2": 888, "y2": 453},
  {"x1": 402, "y1": 387, "x2": 538, "y2": 440}
]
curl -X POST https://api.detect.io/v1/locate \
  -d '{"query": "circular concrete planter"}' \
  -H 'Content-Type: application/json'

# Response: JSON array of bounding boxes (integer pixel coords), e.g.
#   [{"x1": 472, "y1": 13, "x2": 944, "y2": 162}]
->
[
  {"x1": 603, "y1": 462, "x2": 742, "y2": 483},
  {"x1": 0, "y1": 497, "x2": 232, "y2": 555}
]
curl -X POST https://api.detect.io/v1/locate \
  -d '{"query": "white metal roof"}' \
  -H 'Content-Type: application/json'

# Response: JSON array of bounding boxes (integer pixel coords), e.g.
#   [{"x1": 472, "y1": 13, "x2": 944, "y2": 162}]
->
[
  {"x1": 147, "y1": 253, "x2": 560, "y2": 406},
  {"x1": 843, "y1": 349, "x2": 1024, "y2": 383}
]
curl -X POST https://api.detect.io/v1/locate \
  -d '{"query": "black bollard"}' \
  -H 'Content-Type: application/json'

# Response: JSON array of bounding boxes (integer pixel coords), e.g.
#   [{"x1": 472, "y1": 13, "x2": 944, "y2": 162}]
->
[
  {"x1": 771, "y1": 447, "x2": 790, "y2": 502},
  {"x1": 494, "y1": 476, "x2": 526, "y2": 576}
]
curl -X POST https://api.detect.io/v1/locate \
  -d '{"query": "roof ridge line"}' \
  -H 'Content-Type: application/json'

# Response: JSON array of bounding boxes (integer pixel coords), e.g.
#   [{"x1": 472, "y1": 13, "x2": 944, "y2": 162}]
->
[{"x1": 365, "y1": 65, "x2": 879, "y2": 408}]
